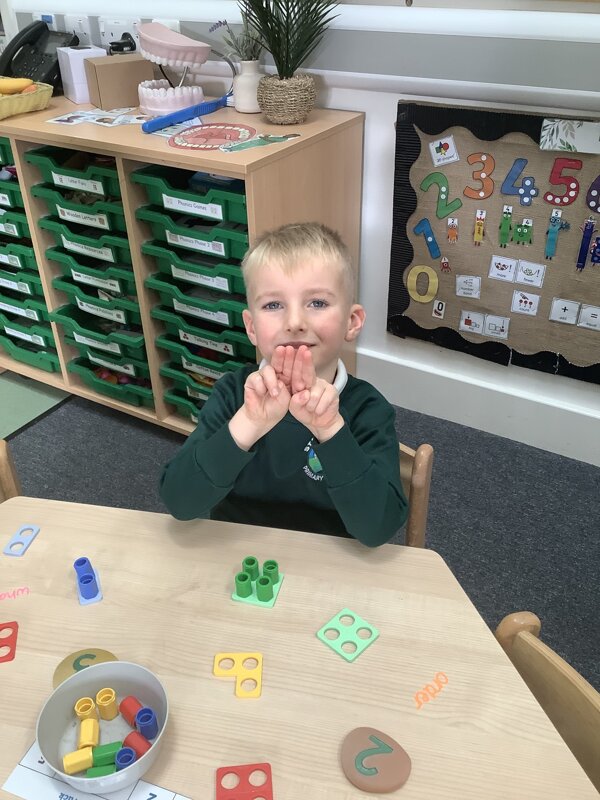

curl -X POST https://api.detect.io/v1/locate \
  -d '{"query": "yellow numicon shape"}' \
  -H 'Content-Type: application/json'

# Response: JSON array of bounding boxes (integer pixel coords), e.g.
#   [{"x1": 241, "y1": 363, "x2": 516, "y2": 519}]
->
[
  {"x1": 74, "y1": 696, "x2": 97, "y2": 720},
  {"x1": 78, "y1": 717, "x2": 99, "y2": 749},
  {"x1": 0, "y1": 78, "x2": 33, "y2": 94},
  {"x1": 63, "y1": 746, "x2": 93, "y2": 775}
]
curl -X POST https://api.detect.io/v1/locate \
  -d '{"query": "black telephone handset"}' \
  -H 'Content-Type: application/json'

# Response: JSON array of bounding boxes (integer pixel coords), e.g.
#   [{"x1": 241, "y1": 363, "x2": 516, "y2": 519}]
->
[{"x1": 0, "y1": 21, "x2": 79, "y2": 90}]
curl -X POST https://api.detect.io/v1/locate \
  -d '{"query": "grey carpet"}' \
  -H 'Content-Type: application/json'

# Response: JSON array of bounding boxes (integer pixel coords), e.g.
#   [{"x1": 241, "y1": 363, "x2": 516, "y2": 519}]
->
[{"x1": 8, "y1": 394, "x2": 600, "y2": 690}]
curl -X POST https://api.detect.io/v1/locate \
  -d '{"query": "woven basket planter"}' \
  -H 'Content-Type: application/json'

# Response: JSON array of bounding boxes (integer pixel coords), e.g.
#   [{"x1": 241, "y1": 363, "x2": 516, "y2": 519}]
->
[{"x1": 257, "y1": 74, "x2": 316, "y2": 125}]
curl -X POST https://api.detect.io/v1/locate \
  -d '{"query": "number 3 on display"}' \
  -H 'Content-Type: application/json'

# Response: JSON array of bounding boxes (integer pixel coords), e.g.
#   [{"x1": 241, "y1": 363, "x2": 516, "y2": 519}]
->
[
  {"x1": 464, "y1": 152, "x2": 495, "y2": 200},
  {"x1": 420, "y1": 172, "x2": 463, "y2": 218}
]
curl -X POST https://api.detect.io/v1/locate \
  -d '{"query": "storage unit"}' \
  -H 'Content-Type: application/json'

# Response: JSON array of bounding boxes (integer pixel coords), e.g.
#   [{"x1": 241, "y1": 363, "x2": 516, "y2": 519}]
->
[{"x1": 0, "y1": 99, "x2": 363, "y2": 433}]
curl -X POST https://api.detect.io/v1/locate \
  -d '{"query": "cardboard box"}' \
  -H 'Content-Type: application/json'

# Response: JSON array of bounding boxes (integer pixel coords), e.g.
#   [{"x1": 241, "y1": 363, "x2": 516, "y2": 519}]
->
[{"x1": 84, "y1": 54, "x2": 154, "y2": 111}]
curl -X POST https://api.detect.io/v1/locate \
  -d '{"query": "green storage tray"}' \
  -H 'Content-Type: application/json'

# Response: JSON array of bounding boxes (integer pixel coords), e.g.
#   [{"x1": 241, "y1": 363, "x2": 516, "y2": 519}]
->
[
  {"x1": 31, "y1": 184, "x2": 126, "y2": 232},
  {"x1": 156, "y1": 334, "x2": 250, "y2": 383},
  {"x1": 52, "y1": 277, "x2": 141, "y2": 325},
  {"x1": 136, "y1": 206, "x2": 248, "y2": 261},
  {"x1": 68, "y1": 357, "x2": 154, "y2": 407},
  {"x1": 151, "y1": 306, "x2": 254, "y2": 360},
  {"x1": 160, "y1": 361, "x2": 215, "y2": 402},
  {"x1": 131, "y1": 165, "x2": 247, "y2": 224},
  {"x1": 0, "y1": 333, "x2": 60, "y2": 372},
  {"x1": 39, "y1": 218, "x2": 131, "y2": 265},
  {"x1": 0, "y1": 289, "x2": 50, "y2": 322},
  {"x1": 64, "y1": 335, "x2": 149, "y2": 378},
  {"x1": 163, "y1": 388, "x2": 201, "y2": 424},
  {"x1": 0, "y1": 180, "x2": 23, "y2": 209},
  {"x1": 146, "y1": 273, "x2": 246, "y2": 329},
  {"x1": 25, "y1": 146, "x2": 120, "y2": 198},
  {"x1": 0, "y1": 239, "x2": 36, "y2": 270},
  {"x1": 0, "y1": 209, "x2": 30, "y2": 239},
  {"x1": 142, "y1": 241, "x2": 245, "y2": 296},
  {"x1": 0, "y1": 310, "x2": 54, "y2": 349},
  {"x1": 51, "y1": 304, "x2": 146, "y2": 359},
  {"x1": 0, "y1": 137, "x2": 13, "y2": 166},
  {"x1": 47, "y1": 247, "x2": 137, "y2": 297},
  {"x1": 0, "y1": 268, "x2": 44, "y2": 298}
]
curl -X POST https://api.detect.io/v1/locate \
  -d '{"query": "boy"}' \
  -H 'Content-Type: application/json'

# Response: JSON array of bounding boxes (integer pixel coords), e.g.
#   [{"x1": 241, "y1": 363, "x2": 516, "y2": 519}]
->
[{"x1": 160, "y1": 222, "x2": 408, "y2": 547}]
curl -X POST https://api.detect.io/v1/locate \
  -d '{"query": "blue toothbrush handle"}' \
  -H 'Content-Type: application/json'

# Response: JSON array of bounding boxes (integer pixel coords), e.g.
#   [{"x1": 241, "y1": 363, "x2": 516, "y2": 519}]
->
[{"x1": 142, "y1": 95, "x2": 229, "y2": 134}]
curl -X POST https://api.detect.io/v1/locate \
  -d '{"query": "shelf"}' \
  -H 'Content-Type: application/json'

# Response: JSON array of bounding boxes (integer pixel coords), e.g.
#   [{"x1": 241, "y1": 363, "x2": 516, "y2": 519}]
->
[{"x1": 0, "y1": 102, "x2": 364, "y2": 435}]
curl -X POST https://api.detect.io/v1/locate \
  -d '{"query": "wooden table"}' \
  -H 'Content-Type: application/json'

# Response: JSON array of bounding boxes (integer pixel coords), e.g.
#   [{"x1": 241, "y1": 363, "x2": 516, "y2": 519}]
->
[{"x1": 0, "y1": 497, "x2": 596, "y2": 799}]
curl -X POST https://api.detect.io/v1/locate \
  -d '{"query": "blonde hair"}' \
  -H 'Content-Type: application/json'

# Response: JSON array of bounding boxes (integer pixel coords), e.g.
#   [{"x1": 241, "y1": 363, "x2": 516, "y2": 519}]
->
[{"x1": 242, "y1": 222, "x2": 354, "y2": 304}]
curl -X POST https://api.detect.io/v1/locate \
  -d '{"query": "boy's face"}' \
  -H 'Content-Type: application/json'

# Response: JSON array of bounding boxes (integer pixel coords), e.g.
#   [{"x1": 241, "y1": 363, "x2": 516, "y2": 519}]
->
[{"x1": 242, "y1": 257, "x2": 365, "y2": 382}]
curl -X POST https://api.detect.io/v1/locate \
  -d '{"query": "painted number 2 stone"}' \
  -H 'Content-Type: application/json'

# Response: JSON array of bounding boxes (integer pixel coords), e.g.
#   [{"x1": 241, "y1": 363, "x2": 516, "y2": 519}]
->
[{"x1": 340, "y1": 727, "x2": 411, "y2": 793}]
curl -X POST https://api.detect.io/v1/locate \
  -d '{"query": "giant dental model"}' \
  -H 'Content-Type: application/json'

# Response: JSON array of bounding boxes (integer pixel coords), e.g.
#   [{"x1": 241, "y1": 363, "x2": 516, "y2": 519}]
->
[{"x1": 137, "y1": 23, "x2": 234, "y2": 132}]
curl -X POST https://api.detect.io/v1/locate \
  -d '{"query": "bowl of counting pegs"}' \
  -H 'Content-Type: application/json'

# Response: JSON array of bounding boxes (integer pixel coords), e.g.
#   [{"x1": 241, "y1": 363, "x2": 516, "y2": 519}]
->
[{"x1": 36, "y1": 661, "x2": 168, "y2": 794}]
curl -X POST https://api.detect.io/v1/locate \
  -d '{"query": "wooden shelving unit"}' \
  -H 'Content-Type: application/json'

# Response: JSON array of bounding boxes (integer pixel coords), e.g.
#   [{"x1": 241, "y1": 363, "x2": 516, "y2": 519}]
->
[{"x1": 0, "y1": 97, "x2": 364, "y2": 435}]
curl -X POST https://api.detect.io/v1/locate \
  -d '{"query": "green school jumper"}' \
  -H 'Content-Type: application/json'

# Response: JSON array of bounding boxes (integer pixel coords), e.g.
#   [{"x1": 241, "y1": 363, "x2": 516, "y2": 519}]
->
[{"x1": 160, "y1": 361, "x2": 408, "y2": 547}]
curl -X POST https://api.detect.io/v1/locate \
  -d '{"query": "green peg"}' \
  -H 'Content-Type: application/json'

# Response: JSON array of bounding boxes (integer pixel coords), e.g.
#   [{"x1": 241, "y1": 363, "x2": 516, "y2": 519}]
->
[
  {"x1": 92, "y1": 740, "x2": 122, "y2": 767},
  {"x1": 242, "y1": 555, "x2": 259, "y2": 580},
  {"x1": 235, "y1": 571, "x2": 252, "y2": 598},
  {"x1": 87, "y1": 765, "x2": 117, "y2": 777},
  {"x1": 263, "y1": 559, "x2": 279, "y2": 584},
  {"x1": 256, "y1": 575, "x2": 274, "y2": 602}
]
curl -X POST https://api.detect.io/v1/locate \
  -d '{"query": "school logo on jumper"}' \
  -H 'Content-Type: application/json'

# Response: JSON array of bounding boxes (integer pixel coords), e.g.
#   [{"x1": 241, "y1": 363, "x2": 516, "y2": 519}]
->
[{"x1": 303, "y1": 439, "x2": 324, "y2": 481}]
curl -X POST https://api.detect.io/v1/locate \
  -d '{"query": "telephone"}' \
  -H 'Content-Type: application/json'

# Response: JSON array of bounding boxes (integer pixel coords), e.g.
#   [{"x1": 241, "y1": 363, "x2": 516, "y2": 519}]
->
[{"x1": 0, "y1": 21, "x2": 79, "y2": 89}]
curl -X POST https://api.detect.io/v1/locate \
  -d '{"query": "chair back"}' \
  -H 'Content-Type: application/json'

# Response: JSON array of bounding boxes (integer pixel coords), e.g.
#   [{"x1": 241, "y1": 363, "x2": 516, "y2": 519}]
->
[
  {"x1": 399, "y1": 443, "x2": 434, "y2": 548},
  {"x1": 496, "y1": 611, "x2": 600, "y2": 792},
  {"x1": 0, "y1": 439, "x2": 21, "y2": 502}
]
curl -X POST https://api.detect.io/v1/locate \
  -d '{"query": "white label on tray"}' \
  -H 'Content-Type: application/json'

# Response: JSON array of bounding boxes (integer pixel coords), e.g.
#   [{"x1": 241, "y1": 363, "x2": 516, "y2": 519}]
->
[
  {"x1": 186, "y1": 385, "x2": 209, "y2": 401},
  {"x1": 162, "y1": 192, "x2": 224, "y2": 220},
  {"x1": 75, "y1": 295, "x2": 125, "y2": 323},
  {"x1": 61, "y1": 235, "x2": 115, "y2": 263},
  {"x1": 73, "y1": 331, "x2": 121, "y2": 354},
  {"x1": 4, "y1": 325, "x2": 45, "y2": 346},
  {"x1": 0, "y1": 222, "x2": 18, "y2": 236},
  {"x1": 166, "y1": 229, "x2": 226, "y2": 257},
  {"x1": 0, "y1": 192, "x2": 11, "y2": 207},
  {"x1": 88, "y1": 352, "x2": 136, "y2": 375},
  {"x1": 171, "y1": 264, "x2": 229, "y2": 292},
  {"x1": 179, "y1": 328, "x2": 234, "y2": 355},
  {"x1": 0, "y1": 276, "x2": 31, "y2": 294},
  {"x1": 71, "y1": 268, "x2": 120, "y2": 293},
  {"x1": 58, "y1": 205, "x2": 110, "y2": 230},
  {"x1": 0, "y1": 301, "x2": 38, "y2": 320},
  {"x1": 181, "y1": 355, "x2": 222, "y2": 380},
  {"x1": 172, "y1": 298, "x2": 229, "y2": 326},
  {"x1": 0, "y1": 252, "x2": 22, "y2": 268},
  {"x1": 52, "y1": 171, "x2": 104, "y2": 195}
]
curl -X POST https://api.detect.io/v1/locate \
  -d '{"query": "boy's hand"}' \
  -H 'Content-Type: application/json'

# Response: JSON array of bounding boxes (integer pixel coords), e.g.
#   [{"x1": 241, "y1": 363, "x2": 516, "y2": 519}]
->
[
  {"x1": 270, "y1": 345, "x2": 300, "y2": 391},
  {"x1": 286, "y1": 346, "x2": 345, "y2": 442},
  {"x1": 229, "y1": 365, "x2": 290, "y2": 450}
]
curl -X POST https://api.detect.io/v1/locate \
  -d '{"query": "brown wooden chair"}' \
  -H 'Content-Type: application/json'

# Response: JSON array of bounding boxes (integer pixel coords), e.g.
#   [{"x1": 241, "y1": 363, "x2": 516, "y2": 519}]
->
[
  {"x1": 0, "y1": 439, "x2": 21, "y2": 502},
  {"x1": 496, "y1": 611, "x2": 600, "y2": 793},
  {"x1": 399, "y1": 443, "x2": 434, "y2": 548}
]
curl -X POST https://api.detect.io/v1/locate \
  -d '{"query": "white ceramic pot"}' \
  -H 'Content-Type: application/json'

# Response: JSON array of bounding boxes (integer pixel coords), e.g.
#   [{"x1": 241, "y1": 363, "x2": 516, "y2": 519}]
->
[{"x1": 233, "y1": 60, "x2": 262, "y2": 113}]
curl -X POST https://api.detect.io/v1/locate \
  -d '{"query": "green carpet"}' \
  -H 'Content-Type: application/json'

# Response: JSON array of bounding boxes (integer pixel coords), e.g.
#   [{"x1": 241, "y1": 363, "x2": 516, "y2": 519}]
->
[{"x1": 0, "y1": 372, "x2": 68, "y2": 438}]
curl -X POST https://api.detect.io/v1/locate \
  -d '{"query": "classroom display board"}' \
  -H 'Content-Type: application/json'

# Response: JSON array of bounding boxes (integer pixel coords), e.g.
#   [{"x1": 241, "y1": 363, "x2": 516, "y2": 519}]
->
[{"x1": 387, "y1": 102, "x2": 600, "y2": 384}]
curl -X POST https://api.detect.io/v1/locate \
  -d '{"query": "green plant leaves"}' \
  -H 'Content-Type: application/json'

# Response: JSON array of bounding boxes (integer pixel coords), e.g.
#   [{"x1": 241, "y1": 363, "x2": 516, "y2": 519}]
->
[{"x1": 243, "y1": 0, "x2": 338, "y2": 78}]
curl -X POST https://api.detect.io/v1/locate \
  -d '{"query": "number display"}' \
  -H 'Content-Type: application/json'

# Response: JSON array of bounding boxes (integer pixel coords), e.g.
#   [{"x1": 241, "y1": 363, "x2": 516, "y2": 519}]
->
[
  {"x1": 543, "y1": 157, "x2": 582, "y2": 206},
  {"x1": 413, "y1": 218, "x2": 441, "y2": 259},
  {"x1": 464, "y1": 152, "x2": 495, "y2": 200},
  {"x1": 407, "y1": 265, "x2": 438, "y2": 303},
  {"x1": 420, "y1": 172, "x2": 463, "y2": 219}
]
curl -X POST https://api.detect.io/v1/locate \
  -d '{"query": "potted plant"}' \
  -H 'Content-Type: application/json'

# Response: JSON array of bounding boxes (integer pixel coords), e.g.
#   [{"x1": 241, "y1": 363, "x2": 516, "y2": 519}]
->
[
  {"x1": 244, "y1": 0, "x2": 338, "y2": 124},
  {"x1": 210, "y1": 4, "x2": 264, "y2": 113}
]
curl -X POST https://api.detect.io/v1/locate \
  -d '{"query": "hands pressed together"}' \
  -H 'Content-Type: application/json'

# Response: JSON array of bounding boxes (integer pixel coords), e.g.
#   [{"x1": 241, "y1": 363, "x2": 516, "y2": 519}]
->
[{"x1": 229, "y1": 345, "x2": 345, "y2": 451}]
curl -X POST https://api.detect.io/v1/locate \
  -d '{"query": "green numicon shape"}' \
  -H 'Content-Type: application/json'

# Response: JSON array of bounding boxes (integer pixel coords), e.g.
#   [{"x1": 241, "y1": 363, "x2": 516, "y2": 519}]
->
[
  {"x1": 87, "y1": 765, "x2": 117, "y2": 777},
  {"x1": 242, "y1": 555, "x2": 259, "y2": 580},
  {"x1": 256, "y1": 575, "x2": 274, "y2": 602},
  {"x1": 92, "y1": 740, "x2": 122, "y2": 767},
  {"x1": 235, "y1": 571, "x2": 252, "y2": 598}
]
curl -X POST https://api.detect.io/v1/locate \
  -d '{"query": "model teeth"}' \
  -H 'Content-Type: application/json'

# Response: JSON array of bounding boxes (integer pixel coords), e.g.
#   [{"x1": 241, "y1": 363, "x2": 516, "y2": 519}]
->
[{"x1": 138, "y1": 80, "x2": 205, "y2": 116}]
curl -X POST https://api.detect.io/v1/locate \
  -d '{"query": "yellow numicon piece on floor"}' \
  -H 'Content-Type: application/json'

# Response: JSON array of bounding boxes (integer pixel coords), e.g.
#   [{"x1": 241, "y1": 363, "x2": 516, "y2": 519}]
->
[
  {"x1": 213, "y1": 652, "x2": 263, "y2": 698},
  {"x1": 63, "y1": 746, "x2": 93, "y2": 775},
  {"x1": 78, "y1": 716, "x2": 99, "y2": 749}
]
